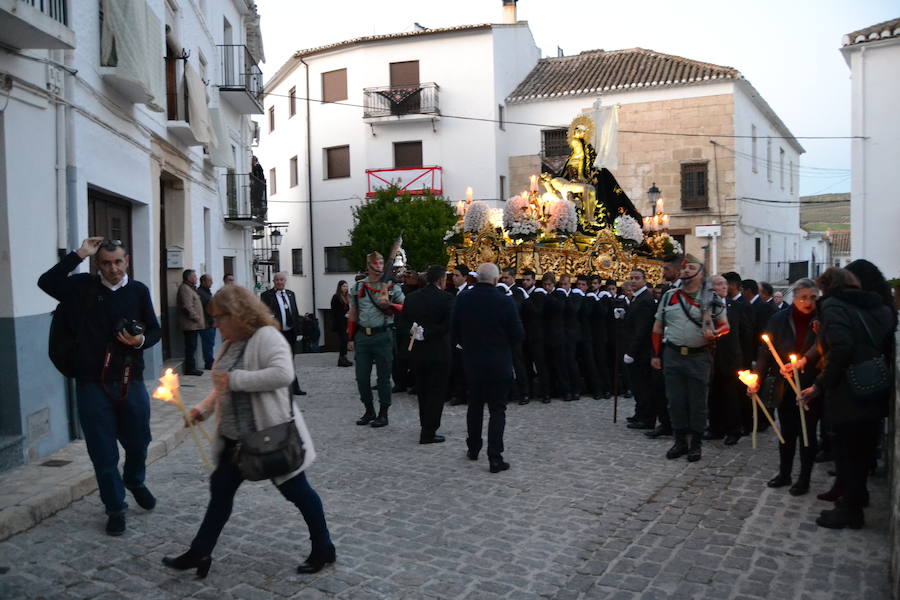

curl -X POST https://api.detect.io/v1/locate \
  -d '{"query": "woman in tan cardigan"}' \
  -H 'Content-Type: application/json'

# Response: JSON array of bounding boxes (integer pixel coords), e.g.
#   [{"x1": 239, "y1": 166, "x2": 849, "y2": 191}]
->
[{"x1": 162, "y1": 285, "x2": 334, "y2": 578}]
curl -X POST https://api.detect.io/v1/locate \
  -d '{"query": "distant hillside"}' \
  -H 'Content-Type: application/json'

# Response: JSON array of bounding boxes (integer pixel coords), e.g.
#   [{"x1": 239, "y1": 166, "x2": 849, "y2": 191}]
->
[{"x1": 800, "y1": 193, "x2": 850, "y2": 231}]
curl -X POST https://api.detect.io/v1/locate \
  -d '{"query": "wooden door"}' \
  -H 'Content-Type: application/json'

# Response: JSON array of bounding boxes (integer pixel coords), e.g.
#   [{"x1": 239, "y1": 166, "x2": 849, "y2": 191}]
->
[{"x1": 87, "y1": 187, "x2": 133, "y2": 279}]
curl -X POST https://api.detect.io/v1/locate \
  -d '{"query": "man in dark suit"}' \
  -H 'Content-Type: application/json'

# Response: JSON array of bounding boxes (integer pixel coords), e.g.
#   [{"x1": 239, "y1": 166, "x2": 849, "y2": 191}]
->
[
  {"x1": 589, "y1": 276, "x2": 612, "y2": 399},
  {"x1": 772, "y1": 291, "x2": 790, "y2": 310},
  {"x1": 723, "y1": 272, "x2": 753, "y2": 368},
  {"x1": 707, "y1": 275, "x2": 745, "y2": 445},
  {"x1": 498, "y1": 267, "x2": 529, "y2": 405},
  {"x1": 447, "y1": 264, "x2": 472, "y2": 405},
  {"x1": 575, "y1": 275, "x2": 601, "y2": 399},
  {"x1": 452, "y1": 262, "x2": 525, "y2": 473},
  {"x1": 403, "y1": 265, "x2": 454, "y2": 444},
  {"x1": 260, "y1": 272, "x2": 306, "y2": 396},
  {"x1": 521, "y1": 270, "x2": 550, "y2": 402},
  {"x1": 559, "y1": 275, "x2": 582, "y2": 401},
  {"x1": 623, "y1": 269, "x2": 656, "y2": 429},
  {"x1": 742, "y1": 278, "x2": 777, "y2": 365}
]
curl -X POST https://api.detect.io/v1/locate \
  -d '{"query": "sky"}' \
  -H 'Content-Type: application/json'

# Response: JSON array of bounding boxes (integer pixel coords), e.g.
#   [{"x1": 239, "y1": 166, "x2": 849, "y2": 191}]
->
[{"x1": 254, "y1": 0, "x2": 899, "y2": 197}]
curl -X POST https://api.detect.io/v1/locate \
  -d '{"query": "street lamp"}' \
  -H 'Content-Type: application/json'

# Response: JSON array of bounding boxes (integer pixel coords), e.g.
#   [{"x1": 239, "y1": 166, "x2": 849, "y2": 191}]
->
[
  {"x1": 270, "y1": 227, "x2": 283, "y2": 247},
  {"x1": 647, "y1": 182, "x2": 661, "y2": 213}
]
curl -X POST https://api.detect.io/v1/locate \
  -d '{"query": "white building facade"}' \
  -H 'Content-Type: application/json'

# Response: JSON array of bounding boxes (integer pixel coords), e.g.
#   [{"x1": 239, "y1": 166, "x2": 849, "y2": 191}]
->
[
  {"x1": 841, "y1": 17, "x2": 900, "y2": 279},
  {"x1": 0, "y1": 0, "x2": 265, "y2": 469}
]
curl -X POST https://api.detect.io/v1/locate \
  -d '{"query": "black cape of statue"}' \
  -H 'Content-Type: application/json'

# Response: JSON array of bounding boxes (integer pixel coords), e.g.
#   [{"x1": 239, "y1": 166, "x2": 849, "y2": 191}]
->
[{"x1": 591, "y1": 168, "x2": 643, "y2": 225}]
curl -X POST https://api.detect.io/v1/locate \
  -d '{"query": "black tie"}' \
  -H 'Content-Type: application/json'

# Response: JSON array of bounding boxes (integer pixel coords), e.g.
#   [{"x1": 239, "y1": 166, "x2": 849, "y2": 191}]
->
[{"x1": 281, "y1": 292, "x2": 293, "y2": 328}]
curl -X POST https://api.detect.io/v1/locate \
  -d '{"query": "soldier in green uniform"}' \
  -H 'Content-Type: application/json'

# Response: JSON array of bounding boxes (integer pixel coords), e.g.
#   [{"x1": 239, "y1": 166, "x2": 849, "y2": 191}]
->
[
  {"x1": 347, "y1": 251, "x2": 405, "y2": 428},
  {"x1": 650, "y1": 254, "x2": 729, "y2": 462}
]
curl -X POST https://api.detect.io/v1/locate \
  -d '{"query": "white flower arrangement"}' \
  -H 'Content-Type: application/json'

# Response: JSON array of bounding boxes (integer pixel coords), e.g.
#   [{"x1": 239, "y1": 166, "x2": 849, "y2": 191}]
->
[
  {"x1": 443, "y1": 222, "x2": 463, "y2": 241},
  {"x1": 503, "y1": 195, "x2": 542, "y2": 239},
  {"x1": 662, "y1": 232, "x2": 683, "y2": 256},
  {"x1": 463, "y1": 201, "x2": 491, "y2": 233},
  {"x1": 544, "y1": 199, "x2": 578, "y2": 234},
  {"x1": 613, "y1": 214, "x2": 644, "y2": 244}
]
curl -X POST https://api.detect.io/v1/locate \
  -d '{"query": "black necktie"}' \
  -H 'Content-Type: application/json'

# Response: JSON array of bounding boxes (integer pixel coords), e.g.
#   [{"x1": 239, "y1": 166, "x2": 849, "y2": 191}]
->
[{"x1": 280, "y1": 292, "x2": 293, "y2": 328}]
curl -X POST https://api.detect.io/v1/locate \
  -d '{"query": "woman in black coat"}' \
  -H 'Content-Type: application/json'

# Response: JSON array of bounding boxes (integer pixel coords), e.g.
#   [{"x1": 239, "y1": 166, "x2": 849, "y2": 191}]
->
[
  {"x1": 800, "y1": 267, "x2": 895, "y2": 529},
  {"x1": 330, "y1": 280, "x2": 352, "y2": 367}
]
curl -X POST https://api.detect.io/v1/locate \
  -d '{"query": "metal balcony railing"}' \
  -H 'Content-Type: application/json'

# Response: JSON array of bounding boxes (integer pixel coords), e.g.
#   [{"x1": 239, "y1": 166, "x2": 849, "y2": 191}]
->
[
  {"x1": 363, "y1": 82, "x2": 439, "y2": 119},
  {"x1": 365, "y1": 166, "x2": 442, "y2": 198},
  {"x1": 217, "y1": 45, "x2": 263, "y2": 103},
  {"x1": 21, "y1": 0, "x2": 67, "y2": 25},
  {"x1": 224, "y1": 173, "x2": 267, "y2": 225}
]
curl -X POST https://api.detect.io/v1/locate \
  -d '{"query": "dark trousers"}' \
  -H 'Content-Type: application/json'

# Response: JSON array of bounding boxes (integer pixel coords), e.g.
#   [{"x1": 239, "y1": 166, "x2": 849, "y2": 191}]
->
[
  {"x1": 576, "y1": 338, "x2": 600, "y2": 394},
  {"x1": 510, "y1": 343, "x2": 528, "y2": 401},
  {"x1": 548, "y1": 343, "x2": 569, "y2": 395},
  {"x1": 708, "y1": 366, "x2": 743, "y2": 436},
  {"x1": 354, "y1": 330, "x2": 393, "y2": 409},
  {"x1": 651, "y1": 368, "x2": 671, "y2": 429},
  {"x1": 526, "y1": 341, "x2": 549, "y2": 398},
  {"x1": 76, "y1": 382, "x2": 152, "y2": 515},
  {"x1": 776, "y1": 395, "x2": 821, "y2": 481},
  {"x1": 183, "y1": 330, "x2": 200, "y2": 371},
  {"x1": 281, "y1": 330, "x2": 301, "y2": 393},
  {"x1": 833, "y1": 420, "x2": 879, "y2": 510},
  {"x1": 593, "y1": 335, "x2": 610, "y2": 394},
  {"x1": 335, "y1": 330, "x2": 349, "y2": 358},
  {"x1": 393, "y1": 334, "x2": 413, "y2": 391},
  {"x1": 414, "y1": 358, "x2": 448, "y2": 438},
  {"x1": 627, "y1": 360, "x2": 654, "y2": 422},
  {"x1": 450, "y1": 347, "x2": 467, "y2": 403},
  {"x1": 466, "y1": 380, "x2": 508, "y2": 461},
  {"x1": 191, "y1": 444, "x2": 331, "y2": 557},
  {"x1": 200, "y1": 328, "x2": 216, "y2": 370}
]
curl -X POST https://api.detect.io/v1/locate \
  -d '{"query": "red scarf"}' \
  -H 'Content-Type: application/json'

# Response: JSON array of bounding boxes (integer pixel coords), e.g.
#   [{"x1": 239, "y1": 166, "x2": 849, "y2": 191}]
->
[{"x1": 791, "y1": 305, "x2": 814, "y2": 352}]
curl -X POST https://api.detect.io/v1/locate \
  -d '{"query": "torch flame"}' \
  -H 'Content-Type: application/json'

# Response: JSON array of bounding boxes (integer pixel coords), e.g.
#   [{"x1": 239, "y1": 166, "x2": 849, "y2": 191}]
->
[
  {"x1": 159, "y1": 368, "x2": 180, "y2": 391},
  {"x1": 789, "y1": 354, "x2": 798, "y2": 362},
  {"x1": 737, "y1": 370, "x2": 759, "y2": 388},
  {"x1": 761, "y1": 333, "x2": 770, "y2": 342},
  {"x1": 152, "y1": 385, "x2": 174, "y2": 403}
]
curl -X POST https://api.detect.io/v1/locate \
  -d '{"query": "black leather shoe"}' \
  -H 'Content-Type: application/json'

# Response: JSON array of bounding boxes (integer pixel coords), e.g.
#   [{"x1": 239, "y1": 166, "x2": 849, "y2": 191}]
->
[
  {"x1": 292, "y1": 388, "x2": 307, "y2": 396},
  {"x1": 816, "y1": 508, "x2": 864, "y2": 529},
  {"x1": 627, "y1": 421, "x2": 654, "y2": 430},
  {"x1": 645, "y1": 425, "x2": 672, "y2": 439},
  {"x1": 687, "y1": 438, "x2": 702, "y2": 462},
  {"x1": 723, "y1": 434, "x2": 741, "y2": 446},
  {"x1": 789, "y1": 480, "x2": 810, "y2": 496},
  {"x1": 626, "y1": 415, "x2": 639, "y2": 423},
  {"x1": 518, "y1": 398, "x2": 530, "y2": 406},
  {"x1": 356, "y1": 410, "x2": 375, "y2": 426},
  {"x1": 337, "y1": 357, "x2": 353, "y2": 367},
  {"x1": 466, "y1": 450, "x2": 479, "y2": 461},
  {"x1": 541, "y1": 396, "x2": 551, "y2": 404},
  {"x1": 623, "y1": 391, "x2": 633, "y2": 398},
  {"x1": 666, "y1": 434, "x2": 688, "y2": 460},
  {"x1": 702, "y1": 430, "x2": 724, "y2": 440},
  {"x1": 767, "y1": 474, "x2": 792, "y2": 488},
  {"x1": 391, "y1": 385, "x2": 406, "y2": 393},
  {"x1": 419, "y1": 435, "x2": 446, "y2": 444},
  {"x1": 297, "y1": 545, "x2": 336, "y2": 574},
  {"x1": 448, "y1": 398, "x2": 466, "y2": 406},
  {"x1": 127, "y1": 486, "x2": 156, "y2": 510},
  {"x1": 602, "y1": 392, "x2": 612, "y2": 399},
  {"x1": 105, "y1": 513, "x2": 125, "y2": 536},
  {"x1": 370, "y1": 408, "x2": 389, "y2": 428},
  {"x1": 489, "y1": 460, "x2": 510, "y2": 473},
  {"x1": 162, "y1": 551, "x2": 212, "y2": 578},
  {"x1": 184, "y1": 369, "x2": 203, "y2": 376}
]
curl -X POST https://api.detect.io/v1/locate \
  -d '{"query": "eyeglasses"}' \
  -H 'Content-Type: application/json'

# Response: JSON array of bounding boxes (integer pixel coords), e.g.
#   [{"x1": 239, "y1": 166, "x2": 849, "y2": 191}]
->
[{"x1": 99, "y1": 239, "x2": 123, "y2": 252}]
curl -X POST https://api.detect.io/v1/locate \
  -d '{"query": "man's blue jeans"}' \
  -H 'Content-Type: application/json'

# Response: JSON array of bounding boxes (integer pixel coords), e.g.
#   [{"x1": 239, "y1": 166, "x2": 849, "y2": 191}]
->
[
  {"x1": 76, "y1": 381, "x2": 152, "y2": 515},
  {"x1": 199, "y1": 328, "x2": 216, "y2": 370}
]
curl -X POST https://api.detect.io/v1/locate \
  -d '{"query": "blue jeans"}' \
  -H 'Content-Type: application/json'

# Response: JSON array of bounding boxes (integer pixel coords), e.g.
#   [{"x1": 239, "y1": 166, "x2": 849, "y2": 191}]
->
[
  {"x1": 199, "y1": 328, "x2": 216, "y2": 369},
  {"x1": 76, "y1": 381, "x2": 152, "y2": 515},
  {"x1": 190, "y1": 443, "x2": 332, "y2": 557}
]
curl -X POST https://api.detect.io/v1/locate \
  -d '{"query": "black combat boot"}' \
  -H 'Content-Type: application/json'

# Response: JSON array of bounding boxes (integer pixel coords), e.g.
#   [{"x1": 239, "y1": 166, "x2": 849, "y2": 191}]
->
[
  {"x1": 687, "y1": 432, "x2": 702, "y2": 462},
  {"x1": 356, "y1": 405, "x2": 376, "y2": 426},
  {"x1": 666, "y1": 431, "x2": 689, "y2": 460},
  {"x1": 370, "y1": 406, "x2": 389, "y2": 428}
]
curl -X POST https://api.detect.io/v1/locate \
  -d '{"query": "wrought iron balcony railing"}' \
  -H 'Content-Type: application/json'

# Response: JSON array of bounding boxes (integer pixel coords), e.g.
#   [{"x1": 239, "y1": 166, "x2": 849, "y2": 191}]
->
[
  {"x1": 365, "y1": 166, "x2": 442, "y2": 198},
  {"x1": 363, "y1": 82, "x2": 439, "y2": 119},
  {"x1": 21, "y1": 0, "x2": 67, "y2": 25},
  {"x1": 224, "y1": 173, "x2": 267, "y2": 226},
  {"x1": 217, "y1": 44, "x2": 264, "y2": 113}
]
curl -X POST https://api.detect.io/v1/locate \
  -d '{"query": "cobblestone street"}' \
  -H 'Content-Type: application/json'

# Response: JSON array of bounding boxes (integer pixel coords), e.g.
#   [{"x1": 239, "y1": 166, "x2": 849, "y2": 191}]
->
[{"x1": 0, "y1": 353, "x2": 892, "y2": 599}]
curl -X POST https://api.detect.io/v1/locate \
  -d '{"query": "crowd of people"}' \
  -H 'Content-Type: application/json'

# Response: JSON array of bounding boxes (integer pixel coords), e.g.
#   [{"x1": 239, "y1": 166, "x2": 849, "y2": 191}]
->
[{"x1": 35, "y1": 236, "x2": 897, "y2": 581}]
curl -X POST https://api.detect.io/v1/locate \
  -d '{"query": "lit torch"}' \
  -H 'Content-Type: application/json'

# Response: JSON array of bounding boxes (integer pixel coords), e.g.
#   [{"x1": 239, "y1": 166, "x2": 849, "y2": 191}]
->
[
  {"x1": 738, "y1": 370, "x2": 785, "y2": 448},
  {"x1": 152, "y1": 368, "x2": 212, "y2": 470}
]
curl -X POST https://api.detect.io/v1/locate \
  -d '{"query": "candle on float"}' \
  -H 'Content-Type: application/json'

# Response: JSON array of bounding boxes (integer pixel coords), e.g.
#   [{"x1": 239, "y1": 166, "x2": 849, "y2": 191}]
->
[
  {"x1": 661, "y1": 214, "x2": 670, "y2": 229},
  {"x1": 466, "y1": 187, "x2": 473, "y2": 204},
  {"x1": 530, "y1": 174, "x2": 539, "y2": 193},
  {"x1": 456, "y1": 200, "x2": 465, "y2": 217},
  {"x1": 790, "y1": 354, "x2": 809, "y2": 447},
  {"x1": 761, "y1": 334, "x2": 801, "y2": 396},
  {"x1": 643, "y1": 216, "x2": 652, "y2": 232},
  {"x1": 737, "y1": 370, "x2": 785, "y2": 446},
  {"x1": 656, "y1": 198, "x2": 664, "y2": 215}
]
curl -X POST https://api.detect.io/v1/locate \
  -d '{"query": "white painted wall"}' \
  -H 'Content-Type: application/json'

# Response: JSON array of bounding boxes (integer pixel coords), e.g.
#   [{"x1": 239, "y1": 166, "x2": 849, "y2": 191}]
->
[{"x1": 844, "y1": 40, "x2": 900, "y2": 279}]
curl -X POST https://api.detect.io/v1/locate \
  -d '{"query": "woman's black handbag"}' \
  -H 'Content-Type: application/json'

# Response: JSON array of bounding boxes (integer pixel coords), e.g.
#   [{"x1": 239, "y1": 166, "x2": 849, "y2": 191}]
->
[
  {"x1": 234, "y1": 411, "x2": 305, "y2": 482},
  {"x1": 846, "y1": 310, "x2": 891, "y2": 402}
]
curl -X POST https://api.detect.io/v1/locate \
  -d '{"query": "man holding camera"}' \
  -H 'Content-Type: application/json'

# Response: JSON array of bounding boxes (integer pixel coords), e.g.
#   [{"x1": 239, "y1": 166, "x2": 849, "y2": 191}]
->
[{"x1": 38, "y1": 237, "x2": 161, "y2": 536}]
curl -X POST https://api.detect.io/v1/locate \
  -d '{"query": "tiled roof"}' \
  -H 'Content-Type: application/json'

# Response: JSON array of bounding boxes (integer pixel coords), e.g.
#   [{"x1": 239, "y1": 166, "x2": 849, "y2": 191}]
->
[
  {"x1": 266, "y1": 23, "x2": 500, "y2": 92},
  {"x1": 842, "y1": 17, "x2": 900, "y2": 47},
  {"x1": 507, "y1": 48, "x2": 740, "y2": 103},
  {"x1": 799, "y1": 193, "x2": 850, "y2": 230},
  {"x1": 828, "y1": 230, "x2": 851, "y2": 255}
]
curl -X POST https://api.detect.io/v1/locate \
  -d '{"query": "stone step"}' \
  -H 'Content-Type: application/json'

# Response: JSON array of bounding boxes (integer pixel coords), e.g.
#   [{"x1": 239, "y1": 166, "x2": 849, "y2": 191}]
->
[{"x1": 0, "y1": 436, "x2": 24, "y2": 473}]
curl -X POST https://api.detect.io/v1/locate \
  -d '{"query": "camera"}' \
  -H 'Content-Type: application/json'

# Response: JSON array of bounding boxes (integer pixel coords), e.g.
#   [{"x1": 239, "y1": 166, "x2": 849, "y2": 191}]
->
[{"x1": 115, "y1": 318, "x2": 145, "y2": 337}]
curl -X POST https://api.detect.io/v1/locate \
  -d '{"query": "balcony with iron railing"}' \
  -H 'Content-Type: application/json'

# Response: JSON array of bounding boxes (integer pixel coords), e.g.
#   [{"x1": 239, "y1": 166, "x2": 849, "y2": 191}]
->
[
  {"x1": 365, "y1": 166, "x2": 442, "y2": 198},
  {"x1": 1, "y1": 0, "x2": 74, "y2": 49},
  {"x1": 217, "y1": 44, "x2": 264, "y2": 114},
  {"x1": 362, "y1": 82, "x2": 439, "y2": 122},
  {"x1": 224, "y1": 173, "x2": 267, "y2": 228}
]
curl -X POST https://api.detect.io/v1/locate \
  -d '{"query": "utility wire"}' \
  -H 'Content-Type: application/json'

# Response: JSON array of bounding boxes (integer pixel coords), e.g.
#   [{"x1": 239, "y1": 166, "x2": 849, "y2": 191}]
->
[{"x1": 260, "y1": 90, "x2": 867, "y2": 141}]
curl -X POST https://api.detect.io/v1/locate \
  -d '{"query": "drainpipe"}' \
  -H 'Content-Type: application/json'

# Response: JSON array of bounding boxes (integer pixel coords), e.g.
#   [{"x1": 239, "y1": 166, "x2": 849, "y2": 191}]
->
[
  {"x1": 856, "y1": 47, "x2": 866, "y2": 259},
  {"x1": 53, "y1": 49, "x2": 66, "y2": 258},
  {"x1": 299, "y1": 56, "x2": 316, "y2": 316}
]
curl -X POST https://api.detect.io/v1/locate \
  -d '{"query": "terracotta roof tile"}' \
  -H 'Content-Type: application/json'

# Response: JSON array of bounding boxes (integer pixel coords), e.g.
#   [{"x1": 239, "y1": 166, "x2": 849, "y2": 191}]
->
[
  {"x1": 828, "y1": 230, "x2": 851, "y2": 254},
  {"x1": 507, "y1": 48, "x2": 740, "y2": 103},
  {"x1": 842, "y1": 17, "x2": 900, "y2": 47}
]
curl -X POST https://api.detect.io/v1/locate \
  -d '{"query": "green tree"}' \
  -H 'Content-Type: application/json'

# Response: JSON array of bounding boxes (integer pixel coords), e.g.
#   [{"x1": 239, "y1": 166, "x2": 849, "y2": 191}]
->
[{"x1": 343, "y1": 186, "x2": 456, "y2": 272}]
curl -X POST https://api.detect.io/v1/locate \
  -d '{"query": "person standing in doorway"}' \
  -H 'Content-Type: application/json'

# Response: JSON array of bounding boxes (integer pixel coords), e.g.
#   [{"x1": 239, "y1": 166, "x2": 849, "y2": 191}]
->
[
  {"x1": 330, "y1": 280, "x2": 353, "y2": 367},
  {"x1": 178, "y1": 269, "x2": 205, "y2": 376},
  {"x1": 261, "y1": 272, "x2": 306, "y2": 396},
  {"x1": 197, "y1": 274, "x2": 216, "y2": 370}
]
